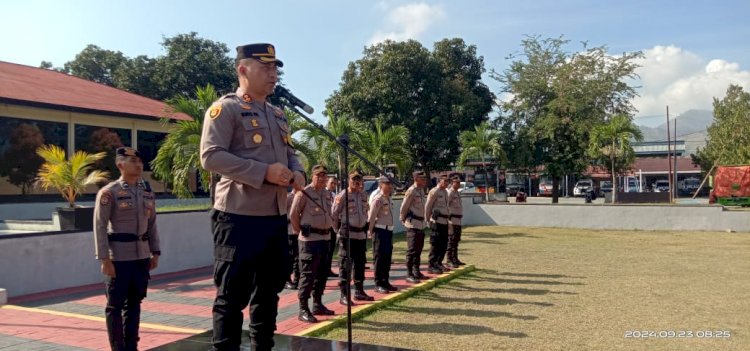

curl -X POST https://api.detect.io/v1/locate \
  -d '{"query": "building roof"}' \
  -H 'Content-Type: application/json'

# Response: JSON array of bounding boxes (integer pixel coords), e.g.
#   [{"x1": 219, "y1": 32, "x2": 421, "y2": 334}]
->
[
  {"x1": 0, "y1": 61, "x2": 191, "y2": 121},
  {"x1": 631, "y1": 157, "x2": 701, "y2": 174}
]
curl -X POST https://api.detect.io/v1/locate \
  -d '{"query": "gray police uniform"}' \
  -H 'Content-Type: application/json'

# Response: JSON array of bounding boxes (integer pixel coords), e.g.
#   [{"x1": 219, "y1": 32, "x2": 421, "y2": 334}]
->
[
  {"x1": 368, "y1": 191, "x2": 395, "y2": 287},
  {"x1": 425, "y1": 186, "x2": 451, "y2": 271},
  {"x1": 332, "y1": 190, "x2": 370, "y2": 295},
  {"x1": 286, "y1": 191, "x2": 299, "y2": 287},
  {"x1": 94, "y1": 178, "x2": 160, "y2": 351},
  {"x1": 399, "y1": 184, "x2": 427, "y2": 278},
  {"x1": 200, "y1": 90, "x2": 303, "y2": 350},
  {"x1": 289, "y1": 185, "x2": 333, "y2": 303},
  {"x1": 446, "y1": 187, "x2": 464, "y2": 265}
]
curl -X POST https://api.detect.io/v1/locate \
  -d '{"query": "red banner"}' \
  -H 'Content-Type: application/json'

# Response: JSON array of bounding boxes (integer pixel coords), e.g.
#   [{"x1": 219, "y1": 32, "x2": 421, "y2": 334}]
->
[{"x1": 713, "y1": 165, "x2": 750, "y2": 198}]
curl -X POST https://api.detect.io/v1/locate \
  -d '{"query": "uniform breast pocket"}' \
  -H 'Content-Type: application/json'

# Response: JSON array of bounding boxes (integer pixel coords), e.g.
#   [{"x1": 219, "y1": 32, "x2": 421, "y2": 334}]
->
[{"x1": 241, "y1": 119, "x2": 271, "y2": 148}]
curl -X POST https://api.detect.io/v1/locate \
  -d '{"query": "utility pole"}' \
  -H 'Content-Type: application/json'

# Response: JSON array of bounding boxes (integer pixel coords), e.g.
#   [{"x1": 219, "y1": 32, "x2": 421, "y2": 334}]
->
[
  {"x1": 673, "y1": 115, "x2": 679, "y2": 200},
  {"x1": 666, "y1": 106, "x2": 673, "y2": 203}
]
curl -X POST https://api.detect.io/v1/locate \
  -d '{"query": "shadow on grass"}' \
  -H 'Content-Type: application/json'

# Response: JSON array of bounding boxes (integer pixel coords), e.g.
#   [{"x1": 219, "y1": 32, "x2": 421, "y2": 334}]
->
[
  {"x1": 388, "y1": 305, "x2": 538, "y2": 320},
  {"x1": 465, "y1": 231, "x2": 539, "y2": 239},
  {"x1": 415, "y1": 291, "x2": 555, "y2": 306},
  {"x1": 355, "y1": 320, "x2": 528, "y2": 338},
  {"x1": 496, "y1": 271, "x2": 587, "y2": 279},
  {"x1": 440, "y1": 283, "x2": 577, "y2": 296}
]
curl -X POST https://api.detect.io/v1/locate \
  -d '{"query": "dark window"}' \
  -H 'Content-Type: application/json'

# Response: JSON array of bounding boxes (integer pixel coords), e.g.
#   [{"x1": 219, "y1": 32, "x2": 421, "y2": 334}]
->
[
  {"x1": 75, "y1": 124, "x2": 132, "y2": 180},
  {"x1": 137, "y1": 130, "x2": 166, "y2": 171}
]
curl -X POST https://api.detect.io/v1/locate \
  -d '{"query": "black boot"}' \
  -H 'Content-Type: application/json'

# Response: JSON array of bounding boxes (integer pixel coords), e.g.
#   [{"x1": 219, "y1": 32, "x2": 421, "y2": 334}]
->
[
  {"x1": 298, "y1": 299, "x2": 318, "y2": 323},
  {"x1": 382, "y1": 281, "x2": 398, "y2": 291},
  {"x1": 312, "y1": 297, "x2": 335, "y2": 316},
  {"x1": 353, "y1": 282, "x2": 374, "y2": 301},
  {"x1": 339, "y1": 285, "x2": 353, "y2": 306},
  {"x1": 284, "y1": 280, "x2": 297, "y2": 290},
  {"x1": 414, "y1": 261, "x2": 427, "y2": 279}
]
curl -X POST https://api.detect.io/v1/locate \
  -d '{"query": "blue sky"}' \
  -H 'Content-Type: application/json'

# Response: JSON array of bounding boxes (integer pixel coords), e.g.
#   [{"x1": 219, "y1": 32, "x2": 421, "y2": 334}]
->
[{"x1": 2, "y1": 0, "x2": 749, "y2": 126}]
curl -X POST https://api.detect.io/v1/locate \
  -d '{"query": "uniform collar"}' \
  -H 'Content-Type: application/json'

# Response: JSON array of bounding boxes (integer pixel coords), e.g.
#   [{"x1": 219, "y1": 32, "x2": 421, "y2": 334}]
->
[{"x1": 117, "y1": 178, "x2": 141, "y2": 190}]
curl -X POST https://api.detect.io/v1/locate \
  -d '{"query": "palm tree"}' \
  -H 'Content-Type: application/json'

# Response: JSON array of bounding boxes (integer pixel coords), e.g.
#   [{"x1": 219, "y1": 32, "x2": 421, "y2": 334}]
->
[
  {"x1": 588, "y1": 114, "x2": 643, "y2": 203},
  {"x1": 151, "y1": 84, "x2": 218, "y2": 199},
  {"x1": 352, "y1": 118, "x2": 411, "y2": 177},
  {"x1": 458, "y1": 121, "x2": 505, "y2": 202},
  {"x1": 299, "y1": 109, "x2": 366, "y2": 178},
  {"x1": 36, "y1": 144, "x2": 110, "y2": 208}
]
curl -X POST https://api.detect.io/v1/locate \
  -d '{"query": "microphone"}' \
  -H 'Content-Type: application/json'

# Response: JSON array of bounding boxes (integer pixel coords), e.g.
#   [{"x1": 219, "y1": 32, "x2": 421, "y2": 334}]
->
[{"x1": 274, "y1": 85, "x2": 314, "y2": 114}]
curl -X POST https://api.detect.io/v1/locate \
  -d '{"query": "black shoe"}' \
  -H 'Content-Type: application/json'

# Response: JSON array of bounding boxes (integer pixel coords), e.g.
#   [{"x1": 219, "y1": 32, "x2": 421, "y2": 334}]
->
[
  {"x1": 354, "y1": 289, "x2": 374, "y2": 301},
  {"x1": 328, "y1": 270, "x2": 337, "y2": 277},
  {"x1": 414, "y1": 271, "x2": 427, "y2": 279},
  {"x1": 406, "y1": 276, "x2": 420, "y2": 283},
  {"x1": 444, "y1": 262, "x2": 457, "y2": 270},
  {"x1": 298, "y1": 308, "x2": 318, "y2": 323},
  {"x1": 455, "y1": 260, "x2": 466, "y2": 266},
  {"x1": 383, "y1": 282, "x2": 398, "y2": 291},
  {"x1": 284, "y1": 281, "x2": 297, "y2": 290},
  {"x1": 438, "y1": 263, "x2": 451, "y2": 271},
  {"x1": 428, "y1": 266, "x2": 443, "y2": 274},
  {"x1": 312, "y1": 303, "x2": 335, "y2": 316},
  {"x1": 375, "y1": 285, "x2": 389, "y2": 294},
  {"x1": 339, "y1": 294, "x2": 353, "y2": 306}
]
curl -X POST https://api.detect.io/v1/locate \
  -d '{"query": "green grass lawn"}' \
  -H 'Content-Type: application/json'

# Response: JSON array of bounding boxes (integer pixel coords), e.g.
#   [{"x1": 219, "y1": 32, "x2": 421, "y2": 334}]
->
[{"x1": 318, "y1": 226, "x2": 750, "y2": 351}]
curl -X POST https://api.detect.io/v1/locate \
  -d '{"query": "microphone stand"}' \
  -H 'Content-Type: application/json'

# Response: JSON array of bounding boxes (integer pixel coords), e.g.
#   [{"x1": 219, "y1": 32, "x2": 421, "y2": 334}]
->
[{"x1": 284, "y1": 105, "x2": 402, "y2": 350}]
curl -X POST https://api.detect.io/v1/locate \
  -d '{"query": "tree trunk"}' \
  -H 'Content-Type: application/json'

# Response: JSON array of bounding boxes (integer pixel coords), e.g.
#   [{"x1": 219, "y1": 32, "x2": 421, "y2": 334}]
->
[
  {"x1": 484, "y1": 168, "x2": 491, "y2": 203},
  {"x1": 552, "y1": 176, "x2": 560, "y2": 204},
  {"x1": 611, "y1": 151, "x2": 617, "y2": 204}
]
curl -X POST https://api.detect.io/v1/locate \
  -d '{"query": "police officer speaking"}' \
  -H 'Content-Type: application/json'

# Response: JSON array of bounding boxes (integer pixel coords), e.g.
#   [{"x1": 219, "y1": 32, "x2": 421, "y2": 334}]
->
[
  {"x1": 94, "y1": 147, "x2": 160, "y2": 351},
  {"x1": 200, "y1": 43, "x2": 305, "y2": 351}
]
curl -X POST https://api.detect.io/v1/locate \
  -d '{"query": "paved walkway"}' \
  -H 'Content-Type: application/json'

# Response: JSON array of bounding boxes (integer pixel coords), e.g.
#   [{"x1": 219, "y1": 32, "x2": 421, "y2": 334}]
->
[{"x1": 0, "y1": 263, "x2": 448, "y2": 350}]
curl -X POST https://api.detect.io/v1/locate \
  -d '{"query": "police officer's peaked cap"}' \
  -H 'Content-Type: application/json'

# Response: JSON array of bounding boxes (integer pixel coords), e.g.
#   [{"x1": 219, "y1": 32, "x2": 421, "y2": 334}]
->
[
  {"x1": 412, "y1": 171, "x2": 426, "y2": 179},
  {"x1": 116, "y1": 147, "x2": 142, "y2": 159},
  {"x1": 311, "y1": 164, "x2": 328, "y2": 175},
  {"x1": 236, "y1": 43, "x2": 284, "y2": 67},
  {"x1": 451, "y1": 175, "x2": 461, "y2": 182},
  {"x1": 349, "y1": 170, "x2": 364, "y2": 179}
]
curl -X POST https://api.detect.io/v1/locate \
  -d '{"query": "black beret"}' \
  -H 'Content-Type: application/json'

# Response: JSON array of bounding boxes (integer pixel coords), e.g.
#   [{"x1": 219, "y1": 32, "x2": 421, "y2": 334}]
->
[
  {"x1": 116, "y1": 147, "x2": 142, "y2": 159},
  {"x1": 236, "y1": 43, "x2": 284, "y2": 67}
]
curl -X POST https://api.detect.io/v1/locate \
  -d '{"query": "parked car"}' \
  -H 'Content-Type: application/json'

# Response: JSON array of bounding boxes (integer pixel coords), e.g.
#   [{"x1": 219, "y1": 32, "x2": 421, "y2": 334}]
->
[
  {"x1": 363, "y1": 179, "x2": 379, "y2": 195},
  {"x1": 538, "y1": 181, "x2": 556, "y2": 196},
  {"x1": 599, "y1": 180, "x2": 613, "y2": 197},
  {"x1": 506, "y1": 183, "x2": 524, "y2": 196},
  {"x1": 678, "y1": 177, "x2": 702, "y2": 196},
  {"x1": 653, "y1": 179, "x2": 670, "y2": 193},
  {"x1": 573, "y1": 179, "x2": 595, "y2": 197},
  {"x1": 458, "y1": 181, "x2": 478, "y2": 193}
]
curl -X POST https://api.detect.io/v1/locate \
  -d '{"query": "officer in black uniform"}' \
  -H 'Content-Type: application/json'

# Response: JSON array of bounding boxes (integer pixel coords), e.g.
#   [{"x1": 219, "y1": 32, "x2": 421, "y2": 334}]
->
[
  {"x1": 200, "y1": 43, "x2": 305, "y2": 351},
  {"x1": 94, "y1": 147, "x2": 160, "y2": 351}
]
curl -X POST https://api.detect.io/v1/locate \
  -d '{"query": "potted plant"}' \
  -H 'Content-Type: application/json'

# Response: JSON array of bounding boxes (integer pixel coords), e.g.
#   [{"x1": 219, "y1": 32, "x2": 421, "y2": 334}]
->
[{"x1": 35, "y1": 144, "x2": 110, "y2": 231}]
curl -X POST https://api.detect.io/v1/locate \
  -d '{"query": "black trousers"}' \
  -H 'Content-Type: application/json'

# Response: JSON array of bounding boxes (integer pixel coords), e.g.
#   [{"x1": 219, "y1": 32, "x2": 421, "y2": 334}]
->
[
  {"x1": 327, "y1": 228, "x2": 337, "y2": 273},
  {"x1": 338, "y1": 237, "x2": 367, "y2": 285},
  {"x1": 211, "y1": 210, "x2": 288, "y2": 351},
  {"x1": 287, "y1": 235, "x2": 300, "y2": 283},
  {"x1": 447, "y1": 225, "x2": 462, "y2": 262},
  {"x1": 406, "y1": 228, "x2": 425, "y2": 274},
  {"x1": 104, "y1": 258, "x2": 150, "y2": 351},
  {"x1": 297, "y1": 240, "x2": 330, "y2": 300},
  {"x1": 372, "y1": 228, "x2": 393, "y2": 285},
  {"x1": 428, "y1": 223, "x2": 449, "y2": 268}
]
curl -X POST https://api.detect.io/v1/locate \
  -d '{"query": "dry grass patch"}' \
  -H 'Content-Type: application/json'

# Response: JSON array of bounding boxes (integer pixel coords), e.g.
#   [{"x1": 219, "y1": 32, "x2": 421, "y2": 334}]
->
[{"x1": 318, "y1": 226, "x2": 750, "y2": 351}]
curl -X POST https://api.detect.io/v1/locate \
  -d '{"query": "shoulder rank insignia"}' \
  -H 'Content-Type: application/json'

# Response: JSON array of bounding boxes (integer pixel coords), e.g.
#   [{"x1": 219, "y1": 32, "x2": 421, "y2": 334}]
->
[
  {"x1": 100, "y1": 191, "x2": 112, "y2": 206},
  {"x1": 209, "y1": 104, "x2": 222, "y2": 120}
]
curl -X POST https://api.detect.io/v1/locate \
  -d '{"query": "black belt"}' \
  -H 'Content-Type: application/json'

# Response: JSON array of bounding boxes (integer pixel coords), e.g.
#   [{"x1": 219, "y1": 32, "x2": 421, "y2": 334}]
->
[
  {"x1": 342, "y1": 224, "x2": 367, "y2": 232},
  {"x1": 410, "y1": 215, "x2": 424, "y2": 221},
  {"x1": 450, "y1": 214, "x2": 463, "y2": 219},
  {"x1": 108, "y1": 233, "x2": 149, "y2": 242},
  {"x1": 309, "y1": 227, "x2": 330, "y2": 235},
  {"x1": 437, "y1": 214, "x2": 449, "y2": 219}
]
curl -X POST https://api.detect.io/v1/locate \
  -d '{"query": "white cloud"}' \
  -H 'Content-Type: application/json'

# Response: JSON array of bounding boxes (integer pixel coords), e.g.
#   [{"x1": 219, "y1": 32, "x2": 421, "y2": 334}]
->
[
  {"x1": 633, "y1": 45, "x2": 750, "y2": 119},
  {"x1": 369, "y1": 3, "x2": 446, "y2": 44}
]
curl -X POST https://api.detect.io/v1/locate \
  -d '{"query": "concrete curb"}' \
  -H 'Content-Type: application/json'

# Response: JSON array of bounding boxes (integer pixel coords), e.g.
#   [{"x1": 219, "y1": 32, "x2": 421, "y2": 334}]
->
[
  {"x1": 0, "y1": 288, "x2": 7, "y2": 306},
  {"x1": 296, "y1": 265, "x2": 476, "y2": 337}
]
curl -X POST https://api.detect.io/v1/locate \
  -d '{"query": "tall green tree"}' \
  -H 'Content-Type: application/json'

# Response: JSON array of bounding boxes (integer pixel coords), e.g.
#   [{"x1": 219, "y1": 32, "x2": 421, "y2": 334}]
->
[
  {"x1": 694, "y1": 84, "x2": 750, "y2": 170},
  {"x1": 327, "y1": 38, "x2": 493, "y2": 174},
  {"x1": 62, "y1": 44, "x2": 128, "y2": 86},
  {"x1": 150, "y1": 84, "x2": 218, "y2": 199},
  {"x1": 299, "y1": 109, "x2": 366, "y2": 177},
  {"x1": 457, "y1": 121, "x2": 506, "y2": 202},
  {"x1": 493, "y1": 36, "x2": 642, "y2": 203},
  {"x1": 588, "y1": 114, "x2": 643, "y2": 202},
  {"x1": 352, "y1": 118, "x2": 411, "y2": 177},
  {"x1": 0, "y1": 123, "x2": 45, "y2": 194}
]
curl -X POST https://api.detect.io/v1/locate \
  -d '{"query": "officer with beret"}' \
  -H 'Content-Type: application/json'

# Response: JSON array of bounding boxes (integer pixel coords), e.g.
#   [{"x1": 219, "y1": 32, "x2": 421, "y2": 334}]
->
[
  {"x1": 399, "y1": 171, "x2": 428, "y2": 283},
  {"x1": 200, "y1": 43, "x2": 305, "y2": 351},
  {"x1": 94, "y1": 147, "x2": 160, "y2": 351},
  {"x1": 332, "y1": 170, "x2": 374, "y2": 305},
  {"x1": 367, "y1": 176, "x2": 398, "y2": 293},
  {"x1": 425, "y1": 175, "x2": 451, "y2": 274},
  {"x1": 289, "y1": 165, "x2": 336, "y2": 322},
  {"x1": 446, "y1": 175, "x2": 466, "y2": 267}
]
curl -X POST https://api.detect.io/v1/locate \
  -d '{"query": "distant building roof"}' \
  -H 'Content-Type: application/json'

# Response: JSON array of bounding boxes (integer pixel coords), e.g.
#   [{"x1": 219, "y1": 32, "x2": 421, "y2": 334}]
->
[
  {"x1": 0, "y1": 61, "x2": 191, "y2": 121},
  {"x1": 631, "y1": 157, "x2": 701, "y2": 174},
  {"x1": 633, "y1": 140, "x2": 686, "y2": 157}
]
